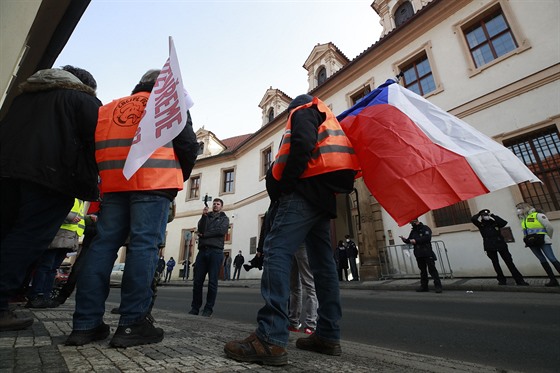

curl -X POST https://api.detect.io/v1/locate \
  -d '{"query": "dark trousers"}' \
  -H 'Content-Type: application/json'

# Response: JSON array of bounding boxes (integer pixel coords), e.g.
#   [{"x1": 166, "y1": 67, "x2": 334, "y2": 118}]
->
[
  {"x1": 348, "y1": 257, "x2": 359, "y2": 280},
  {"x1": 191, "y1": 247, "x2": 223, "y2": 312},
  {"x1": 28, "y1": 248, "x2": 68, "y2": 299},
  {"x1": 486, "y1": 248, "x2": 525, "y2": 284},
  {"x1": 338, "y1": 267, "x2": 348, "y2": 281},
  {"x1": 416, "y1": 256, "x2": 441, "y2": 289},
  {"x1": 233, "y1": 266, "x2": 241, "y2": 280},
  {"x1": 0, "y1": 179, "x2": 73, "y2": 310},
  {"x1": 165, "y1": 269, "x2": 173, "y2": 282}
]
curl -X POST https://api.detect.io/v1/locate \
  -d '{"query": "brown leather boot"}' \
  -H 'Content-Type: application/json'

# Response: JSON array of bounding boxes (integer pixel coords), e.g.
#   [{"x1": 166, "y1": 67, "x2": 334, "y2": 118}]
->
[
  {"x1": 224, "y1": 332, "x2": 288, "y2": 366},
  {"x1": 296, "y1": 333, "x2": 342, "y2": 356}
]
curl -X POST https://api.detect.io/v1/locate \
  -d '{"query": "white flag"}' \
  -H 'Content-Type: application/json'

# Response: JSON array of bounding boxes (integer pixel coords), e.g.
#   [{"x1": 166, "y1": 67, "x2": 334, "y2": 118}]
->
[{"x1": 123, "y1": 37, "x2": 194, "y2": 180}]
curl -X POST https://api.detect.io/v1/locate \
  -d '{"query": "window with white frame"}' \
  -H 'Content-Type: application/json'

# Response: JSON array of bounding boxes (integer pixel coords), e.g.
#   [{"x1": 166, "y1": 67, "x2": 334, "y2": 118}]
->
[
  {"x1": 187, "y1": 175, "x2": 200, "y2": 200},
  {"x1": 261, "y1": 146, "x2": 272, "y2": 178},
  {"x1": 222, "y1": 168, "x2": 235, "y2": 194}
]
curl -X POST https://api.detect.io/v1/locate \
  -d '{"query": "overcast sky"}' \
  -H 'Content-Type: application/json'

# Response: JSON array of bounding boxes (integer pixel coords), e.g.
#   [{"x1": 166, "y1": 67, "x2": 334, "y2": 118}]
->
[{"x1": 55, "y1": 0, "x2": 383, "y2": 139}]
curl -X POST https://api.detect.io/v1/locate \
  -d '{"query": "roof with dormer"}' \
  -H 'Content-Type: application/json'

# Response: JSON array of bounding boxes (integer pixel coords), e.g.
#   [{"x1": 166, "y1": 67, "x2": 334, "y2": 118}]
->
[
  {"x1": 303, "y1": 42, "x2": 350, "y2": 69},
  {"x1": 258, "y1": 87, "x2": 292, "y2": 108}
]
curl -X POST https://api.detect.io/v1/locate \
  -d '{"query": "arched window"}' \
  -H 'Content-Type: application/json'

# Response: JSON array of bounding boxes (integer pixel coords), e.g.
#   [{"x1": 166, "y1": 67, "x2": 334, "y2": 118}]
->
[
  {"x1": 317, "y1": 67, "x2": 327, "y2": 85},
  {"x1": 394, "y1": 1, "x2": 414, "y2": 27},
  {"x1": 267, "y1": 107, "x2": 274, "y2": 123},
  {"x1": 197, "y1": 141, "x2": 204, "y2": 155}
]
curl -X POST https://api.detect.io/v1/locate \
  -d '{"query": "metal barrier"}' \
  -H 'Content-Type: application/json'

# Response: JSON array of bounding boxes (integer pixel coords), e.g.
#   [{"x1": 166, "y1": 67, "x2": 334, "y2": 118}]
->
[{"x1": 379, "y1": 240, "x2": 453, "y2": 279}]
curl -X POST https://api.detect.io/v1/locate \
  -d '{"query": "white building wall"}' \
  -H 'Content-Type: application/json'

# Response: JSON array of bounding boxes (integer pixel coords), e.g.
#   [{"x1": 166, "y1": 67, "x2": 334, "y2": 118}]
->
[
  {"x1": 162, "y1": 0, "x2": 560, "y2": 280},
  {"x1": 327, "y1": 0, "x2": 560, "y2": 277},
  {"x1": 0, "y1": 1, "x2": 41, "y2": 106}
]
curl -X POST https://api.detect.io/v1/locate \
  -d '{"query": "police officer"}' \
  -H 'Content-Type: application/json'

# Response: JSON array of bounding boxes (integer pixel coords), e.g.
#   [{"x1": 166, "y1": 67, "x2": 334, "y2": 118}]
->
[
  {"x1": 400, "y1": 219, "x2": 442, "y2": 293},
  {"x1": 471, "y1": 209, "x2": 528, "y2": 286}
]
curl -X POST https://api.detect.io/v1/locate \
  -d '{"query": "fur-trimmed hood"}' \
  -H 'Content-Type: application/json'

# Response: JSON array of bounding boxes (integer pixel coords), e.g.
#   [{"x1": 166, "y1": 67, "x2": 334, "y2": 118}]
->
[{"x1": 18, "y1": 69, "x2": 96, "y2": 97}]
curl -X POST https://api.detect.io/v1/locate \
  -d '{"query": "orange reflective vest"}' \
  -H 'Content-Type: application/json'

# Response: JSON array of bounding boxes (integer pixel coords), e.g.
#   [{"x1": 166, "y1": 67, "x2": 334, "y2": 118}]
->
[
  {"x1": 272, "y1": 97, "x2": 360, "y2": 181},
  {"x1": 95, "y1": 92, "x2": 183, "y2": 193}
]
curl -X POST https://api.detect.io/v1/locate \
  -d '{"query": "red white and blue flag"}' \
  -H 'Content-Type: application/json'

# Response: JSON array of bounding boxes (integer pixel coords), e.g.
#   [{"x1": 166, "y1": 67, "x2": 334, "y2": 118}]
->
[
  {"x1": 337, "y1": 79, "x2": 539, "y2": 226},
  {"x1": 123, "y1": 37, "x2": 194, "y2": 180}
]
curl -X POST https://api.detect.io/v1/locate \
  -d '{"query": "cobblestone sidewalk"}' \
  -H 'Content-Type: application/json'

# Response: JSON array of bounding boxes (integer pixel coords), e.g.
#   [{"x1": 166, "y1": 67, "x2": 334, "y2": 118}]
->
[{"x1": 0, "y1": 300, "x2": 520, "y2": 373}]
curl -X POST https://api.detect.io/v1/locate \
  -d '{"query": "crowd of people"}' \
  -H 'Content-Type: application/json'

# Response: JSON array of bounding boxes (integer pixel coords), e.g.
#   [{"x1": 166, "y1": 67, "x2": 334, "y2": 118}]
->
[{"x1": 1, "y1": 66, "x2": 559, "y2": 368}]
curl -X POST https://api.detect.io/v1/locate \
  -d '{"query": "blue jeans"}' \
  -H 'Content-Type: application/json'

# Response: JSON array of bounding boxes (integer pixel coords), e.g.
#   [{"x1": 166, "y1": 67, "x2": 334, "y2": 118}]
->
[
  {"x1": 256, "y1": 192, "x2": 341, "y2": 347},
  {"x1": 530, "y1": 244, "x2": 559, "y2": 263},
  {"x1": 191, "y1": 247, "x2": 223, "y2": 312},
  {"x1": 0, "y1": 179, "x2": 73, "y2": 311},
  {"x1": 72, "y1": 192, "x2": 169, "y2": 329}
]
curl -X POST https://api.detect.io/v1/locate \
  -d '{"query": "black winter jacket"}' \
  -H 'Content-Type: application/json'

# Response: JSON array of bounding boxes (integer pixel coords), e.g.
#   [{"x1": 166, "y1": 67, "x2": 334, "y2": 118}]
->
[
  {"x1": 471, "y1": 213, "x2": 508, "y2": 251},
  {"x1": 0, "y1": 69, "x2": 102, "y2": 201},
  {"x1": 197, "y1": 211, "x2": 229, "y2": 250},
  {"x1": 266, "y1": 105, "x2": 356, "y2": 218},
  {"x1": 403, "y1": 222, "x2": 434, "y2": 258}
]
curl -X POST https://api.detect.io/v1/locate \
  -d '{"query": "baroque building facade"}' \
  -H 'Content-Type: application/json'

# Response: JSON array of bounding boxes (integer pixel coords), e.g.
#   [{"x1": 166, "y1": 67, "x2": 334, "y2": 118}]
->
[{"x1": 161, "y1": 0, "x2": 559, "y2": 281}]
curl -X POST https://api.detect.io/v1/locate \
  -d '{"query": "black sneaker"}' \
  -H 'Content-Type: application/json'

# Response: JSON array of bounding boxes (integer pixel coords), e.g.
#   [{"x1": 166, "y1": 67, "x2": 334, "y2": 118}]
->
[
  {"x1": 188, "y1": 309, "x2": 199, "y2": 315},
  {"x1": 25, "y1": 296, "x2": 49, "y2": 309},
  {"x1": 53, "y1": 295, "x2": 68, "y2": 305},
  {"x1": 110, "y1": 318, "x2": 164, "y2": 348},
  {"x1": 201, "y1": 309, "x2": 212, "y2": 317},
  {"x1": 65, "y1": 323, "x2": 110, "y2": 346},
  {"x1": 0, "y1": 310, "x2": 34, "y2": 332},
  {"x1": 415, "y1": 287, "x2": 429, "y2": 292}
]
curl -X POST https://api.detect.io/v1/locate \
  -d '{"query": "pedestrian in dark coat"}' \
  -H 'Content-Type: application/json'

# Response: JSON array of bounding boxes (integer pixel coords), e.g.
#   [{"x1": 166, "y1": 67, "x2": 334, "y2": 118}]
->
[
  {"x1": 471, "y1": 209, "x2": 528, "y2": 286},
  {"x1": 232, "y1": 251, "x2": 245, "y2": 280},
  {"x1": 400, "y1": 219, "x2": 442, "y2": 293},
  {"x1": 344, "y1": 235, "x2": 359, "y2": 281},
  {"x1": 335, "y1": 241, "x2": 349, "y2": 281},
  {"x1": 0, "y1": 66, "x2": 101, "y2": 332},
  {"x1": 165, "y1": 258, "x2": 176, "y2": 283}
]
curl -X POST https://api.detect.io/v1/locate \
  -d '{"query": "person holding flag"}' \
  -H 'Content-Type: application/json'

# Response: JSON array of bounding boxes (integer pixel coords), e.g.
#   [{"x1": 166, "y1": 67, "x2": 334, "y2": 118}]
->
[
  {"x1": 66, "y1": 66, "x2": 198, "y2": 347},
  {"x1": 224, "y1": 94, "x2": 360, "y2": 366}
]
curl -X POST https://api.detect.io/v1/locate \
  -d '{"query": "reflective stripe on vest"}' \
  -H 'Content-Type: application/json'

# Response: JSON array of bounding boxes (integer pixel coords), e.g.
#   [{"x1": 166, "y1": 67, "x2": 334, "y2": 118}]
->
[
  {"x1": 521, "y1": 212, "x2": 547, "y2": 235},
  {"x1": 95, "y1": 92, "x2": 183, "y2": 193},
  {"x1": 272, "y1": 97, "x2": 360, "y2": 181},
  {"x1": 60, "y1": 199, "x2": 85, "y2": 236}
]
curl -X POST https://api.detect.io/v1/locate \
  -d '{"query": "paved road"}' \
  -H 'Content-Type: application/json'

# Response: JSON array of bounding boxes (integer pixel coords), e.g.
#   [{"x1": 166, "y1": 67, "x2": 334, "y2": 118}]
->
[{"x1": 122, "y1": 286, "x2": 560, "y2": 373}]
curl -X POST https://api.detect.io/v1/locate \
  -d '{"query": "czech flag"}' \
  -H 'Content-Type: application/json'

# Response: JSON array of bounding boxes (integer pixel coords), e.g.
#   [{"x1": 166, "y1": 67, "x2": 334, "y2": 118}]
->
[{"x1": 337, "y1": 79, "x2": 540, "y2": 226}]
